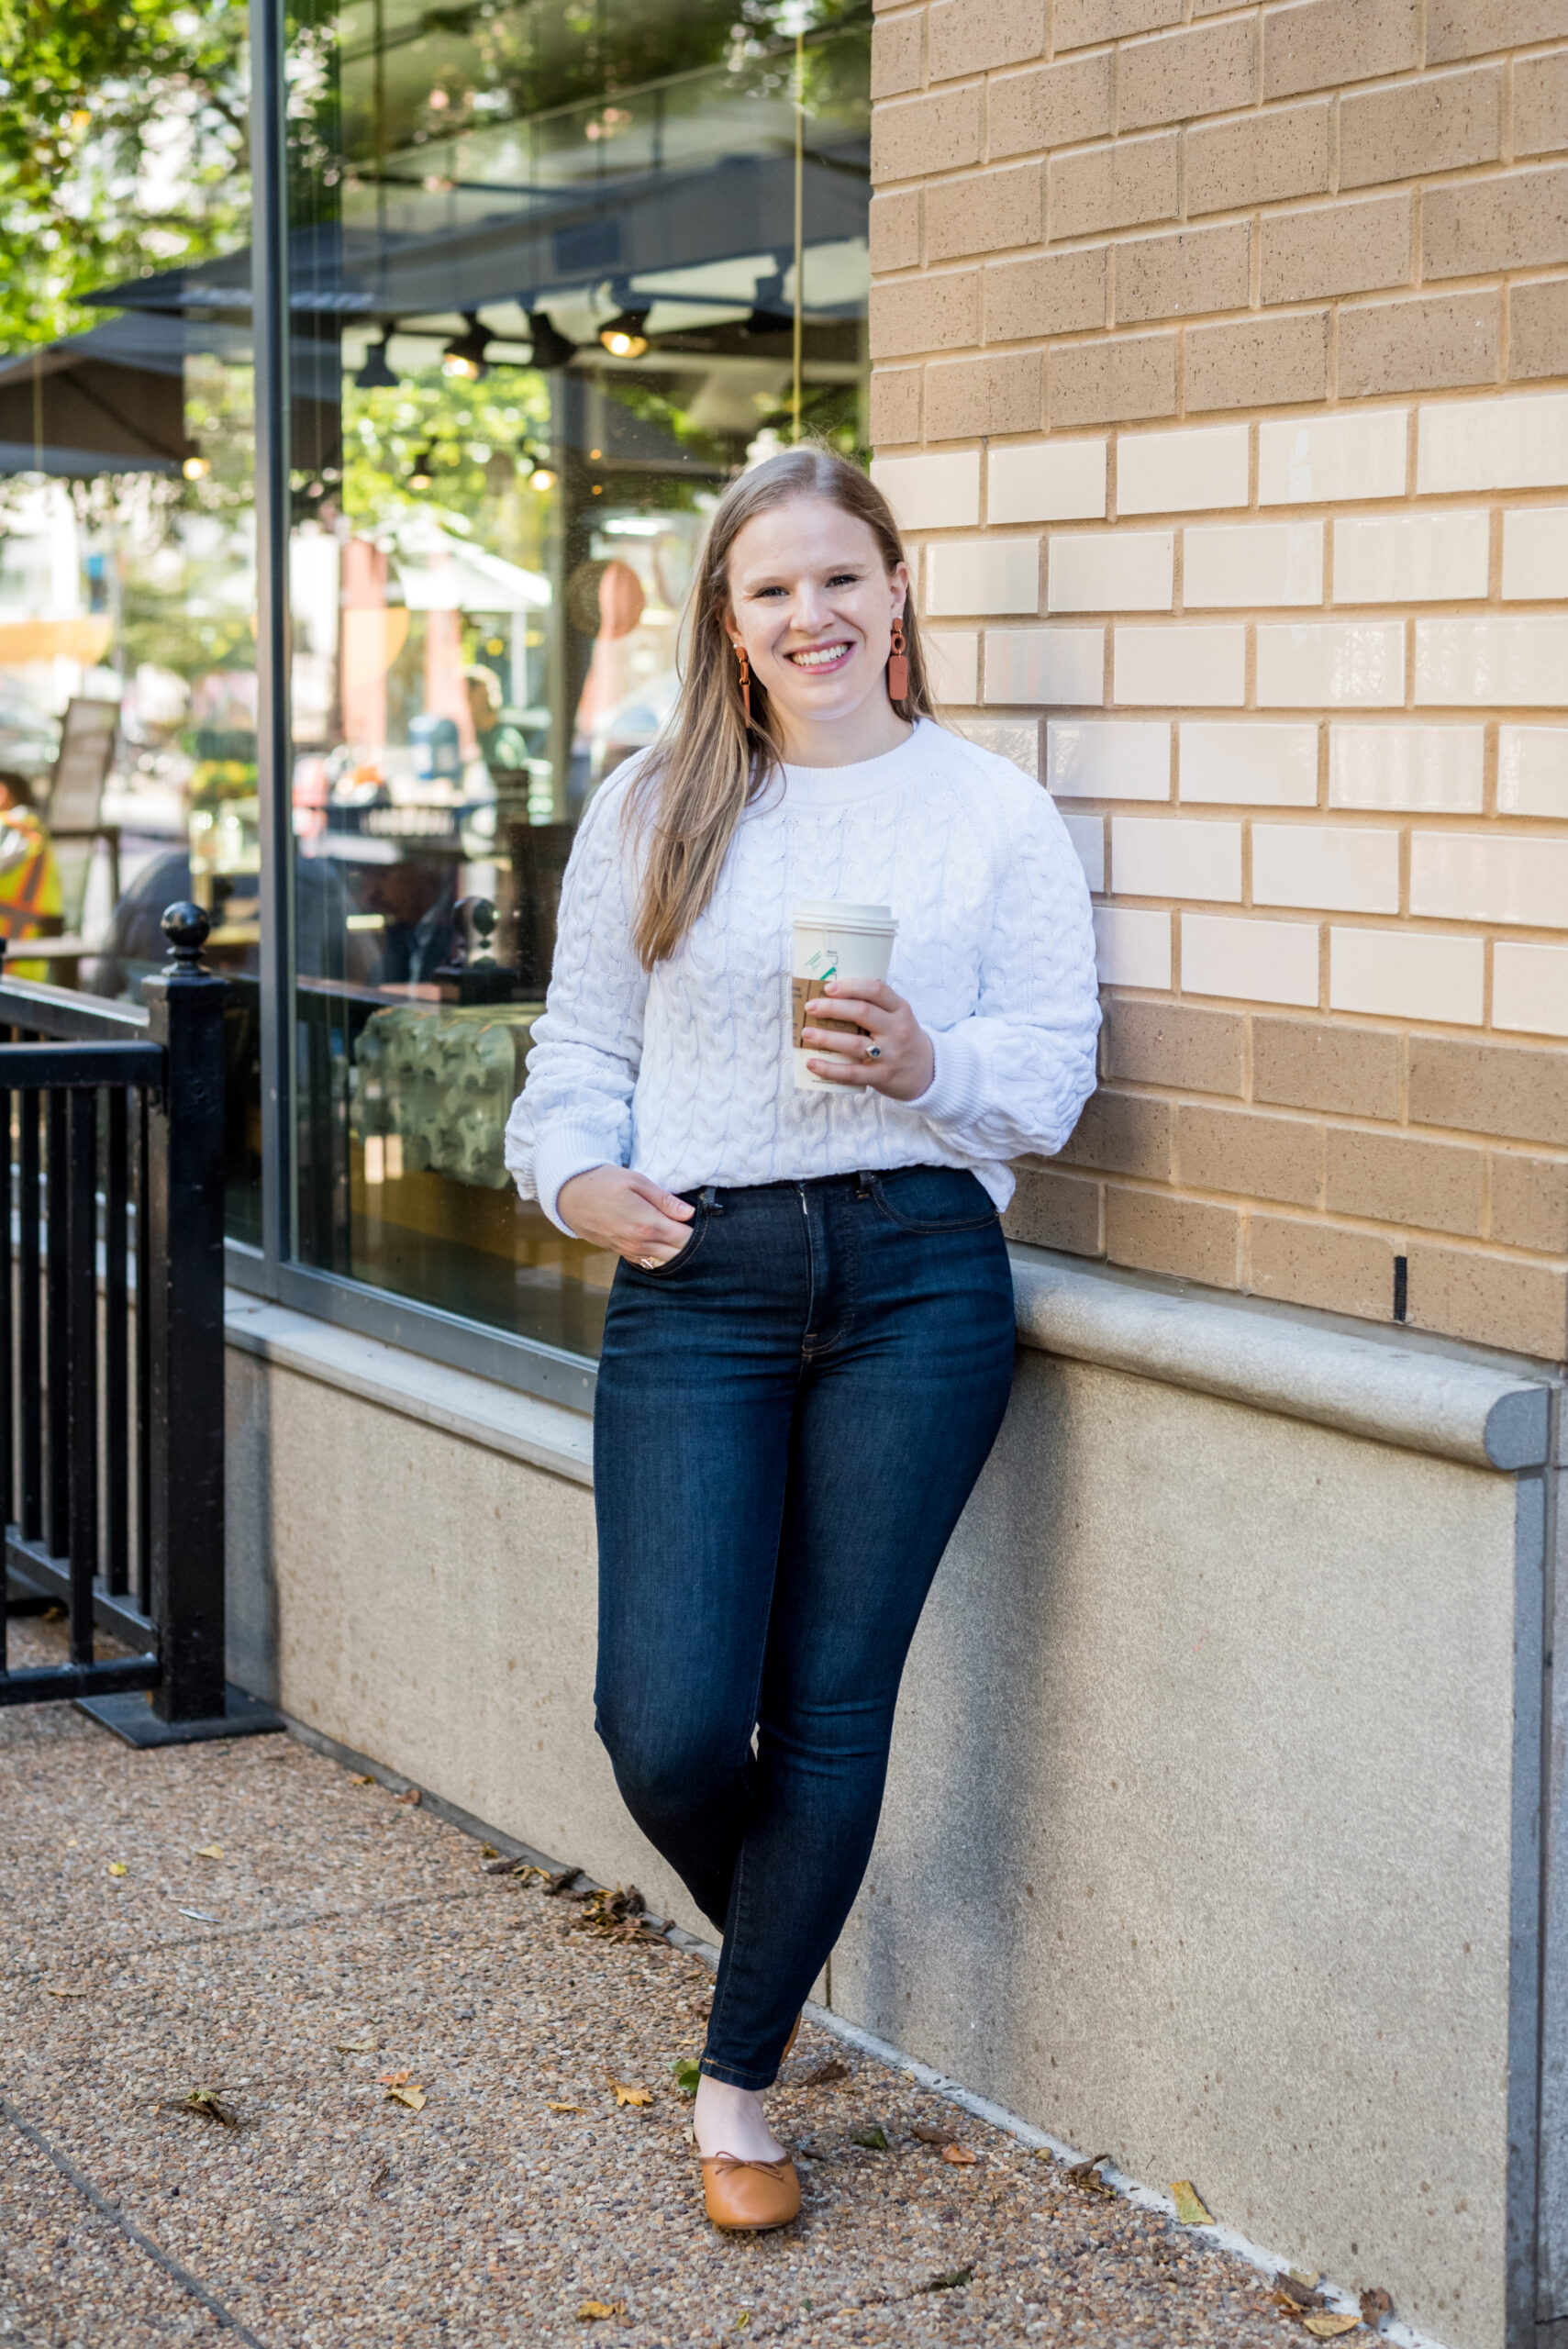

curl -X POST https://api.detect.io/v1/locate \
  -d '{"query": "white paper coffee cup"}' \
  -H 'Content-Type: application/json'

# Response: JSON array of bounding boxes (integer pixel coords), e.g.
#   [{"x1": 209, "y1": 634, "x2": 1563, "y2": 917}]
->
[{"x1": 792, "y1": 898, "x2": 897, "y2": 1093}]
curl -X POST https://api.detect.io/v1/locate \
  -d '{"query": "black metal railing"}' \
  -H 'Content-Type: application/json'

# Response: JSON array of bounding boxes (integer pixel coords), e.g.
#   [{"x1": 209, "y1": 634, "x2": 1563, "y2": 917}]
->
[{"x1": 0, "y1": 903, "x2": 229, "y2": 1725}]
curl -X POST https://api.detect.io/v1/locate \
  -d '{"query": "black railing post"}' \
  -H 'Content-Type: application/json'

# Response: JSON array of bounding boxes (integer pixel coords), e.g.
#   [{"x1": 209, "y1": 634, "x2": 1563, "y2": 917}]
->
[{"x1": 141, "y1": 904, "x2": 228, "y2": 1724}]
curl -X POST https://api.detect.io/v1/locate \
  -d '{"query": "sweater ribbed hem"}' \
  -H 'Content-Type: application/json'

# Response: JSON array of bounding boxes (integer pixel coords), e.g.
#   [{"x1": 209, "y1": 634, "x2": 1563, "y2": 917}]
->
[
  {"x1": 531, "y1": 1125, "x2": 621, "y2": 1235},
  {"x1": 909, "y1": 1021, "x2": 988, "y2": 1132}
]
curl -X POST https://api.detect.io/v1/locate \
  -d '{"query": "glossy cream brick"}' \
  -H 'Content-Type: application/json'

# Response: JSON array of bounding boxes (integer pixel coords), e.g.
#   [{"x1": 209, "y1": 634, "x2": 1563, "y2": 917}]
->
[
  {"x1": 1181, "y1": 914, "x2": 1320, "y2": 1008},
  {"x1": 1049, "y1": 530, "x2": 1174, "y2": 615},
  {"x1": 1329, "y1": 724, "x2": 1485, "y2": 812},
  {"x1": 1184, "y1": 522, "x2": 1323, "y2": 610},
  {"x1": 1332, "y1": 511, "x2": 1490, "y2": 605},
  {"x1": 1179, "y1": 721, "x2": 1318, "y2": 807},
  {"x1": 1502, "y1": 507, "x2": 1568, "y2": 601},
  {"x1": 1414, "y1": 617, "x2": 1568, "y2": 707},
  {"x1": 1047, "y1": 718, "x2": 1171, "y2": 800},
  {"x1": 1498, "y1": 725, "x2": 1568, "y2": 819},
  {"x1": 1417, "y1": 391, "x2": 1568, "y2": 494},
  {"x1": 1062, "y1": 812, "x2": 1106, "y2": 892},
  {"x1": 1114, "y1": 624, "x2": 1246, "y2": 707},
  {"x1": 1329, "y1": 927, "x2": 1485, "y2": 1025},
  {"x1": 987, "y1": 440, "x2": 1107, "y2": 527},
  {"x1": 985, "y1": 627, "x2": 1105, "y2": 707},
  {"x1": 1495, "y1": 941, "x2": 1568, "y2": 1040},
  {"x1": 1095, "y1": 905, "x2": 1172, "y2": 989},
  {"x1": 1256, "y1": 622, "x2": 1406, "y2": 708},
  {"x1": 1259, "y1": 409, "x2": 1408, "y2": 507},
  {"x1": 926, "y1": 538, "x2": 1040, "y2": 618},
  {"x1": 952, "y1": 718, "x2": 1039, "y2": 776},
  {"x1": 869, "y1": 451, "x2": 982, "y2": 532},
  {"x1": 1111, "y1": 816, "x2": 1242, "y2": 902},
  {"x1": 923, "y1": 629, "x2": 979, "y2": 705},
  {"x1": 1253, "y1": 824, "x2": 1401, "y2": 915},
  {"x1": 1115, "y1": 423, "x2": 1250, "y2": 518},
  {"x1": 1410, "y1": 831, "x2": 1568, "y2": 927}
]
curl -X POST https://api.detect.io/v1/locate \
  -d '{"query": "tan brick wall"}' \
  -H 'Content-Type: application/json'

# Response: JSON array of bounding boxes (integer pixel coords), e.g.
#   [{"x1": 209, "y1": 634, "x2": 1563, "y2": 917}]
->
[{"x1": 870, "y1": 0, "x2": 1568, "y2": 1364}]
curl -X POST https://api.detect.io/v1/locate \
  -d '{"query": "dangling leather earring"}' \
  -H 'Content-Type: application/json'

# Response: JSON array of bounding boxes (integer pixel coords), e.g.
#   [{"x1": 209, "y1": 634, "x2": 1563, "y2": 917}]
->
[
  {"x1": 733, "y1": 640, "x2": 751, "y2": 722},
  {"x1": 887, "y1": 616, "x2": 909, "y2": 704}
]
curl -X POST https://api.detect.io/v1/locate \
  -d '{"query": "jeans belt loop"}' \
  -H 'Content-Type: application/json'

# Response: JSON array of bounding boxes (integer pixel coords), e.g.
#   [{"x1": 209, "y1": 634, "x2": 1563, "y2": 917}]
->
[
  {"x1": 700, "y1": 1183, "x2": 720, "y2": 1212},
  {"x1": 854, "y1": 1169, "x2": 873, "y2": 1198}
]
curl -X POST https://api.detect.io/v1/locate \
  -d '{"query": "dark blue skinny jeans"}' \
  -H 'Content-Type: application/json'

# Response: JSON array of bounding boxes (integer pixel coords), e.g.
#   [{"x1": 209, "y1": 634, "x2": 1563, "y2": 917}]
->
[{"x1": 593, "y1": 1164, "x2": 1016, "y2": 2091}]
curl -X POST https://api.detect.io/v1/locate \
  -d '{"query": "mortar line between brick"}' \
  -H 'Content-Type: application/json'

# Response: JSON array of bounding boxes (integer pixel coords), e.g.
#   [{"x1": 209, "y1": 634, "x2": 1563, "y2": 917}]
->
[{"x1": 0, "y1": 2091, "x2": 271, "y2": 2349}]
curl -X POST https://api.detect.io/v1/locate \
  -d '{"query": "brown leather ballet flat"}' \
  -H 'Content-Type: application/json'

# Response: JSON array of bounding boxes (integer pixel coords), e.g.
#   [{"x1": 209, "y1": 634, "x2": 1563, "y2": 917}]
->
[{"x1": 701, "y1": 2153, "x2": 802, "y2": 2232}]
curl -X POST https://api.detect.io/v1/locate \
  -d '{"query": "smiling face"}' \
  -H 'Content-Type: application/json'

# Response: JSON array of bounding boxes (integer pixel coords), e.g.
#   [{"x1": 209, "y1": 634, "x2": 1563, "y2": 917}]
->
[{"x1": 723, "y1": 495, "x2": 910, "y2": 757}]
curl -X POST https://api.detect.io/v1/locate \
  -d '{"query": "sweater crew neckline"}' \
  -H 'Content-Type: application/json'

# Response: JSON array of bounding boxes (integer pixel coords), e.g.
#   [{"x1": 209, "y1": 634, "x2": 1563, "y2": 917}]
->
[{"x1": 777, "y1": 718, "x2": 939, "y2": 807}]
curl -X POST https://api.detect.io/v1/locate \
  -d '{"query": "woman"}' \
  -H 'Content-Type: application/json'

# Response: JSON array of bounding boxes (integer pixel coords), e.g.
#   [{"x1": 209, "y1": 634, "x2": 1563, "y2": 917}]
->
[{"x1": 504, "y1": 446, "x2": 1099, "y2": 2232}]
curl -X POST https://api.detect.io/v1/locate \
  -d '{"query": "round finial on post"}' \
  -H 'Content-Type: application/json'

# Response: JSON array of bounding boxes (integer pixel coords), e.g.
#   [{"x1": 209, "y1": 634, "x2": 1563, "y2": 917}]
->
[
  {"x1": 470, "y1": 896, "x2": 498, "y2": 963},
  {"x1": 161, "y1": 901, "x2": 211, "y2": 975}
]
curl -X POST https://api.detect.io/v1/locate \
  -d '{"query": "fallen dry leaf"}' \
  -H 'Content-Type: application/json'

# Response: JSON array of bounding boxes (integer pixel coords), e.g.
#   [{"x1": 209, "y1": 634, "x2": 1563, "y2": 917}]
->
[
  {"x1": 670, "y1": 2058, "x2": 701, "y2": 2096},
  {"x1": 335, "y1": 2031, "x2": 377, "y2": 2054},
  {"x1": 547, "y1": 2100, "x2": 584, "y2": 2113},
  {"x1": 793, "y1": 2056, "x2": 849, "y2": 2088},
  {"x1": 379, "y1": 2070, "x2": 411, "y2": 2087},
  {"x1": 940, "y1": 2143, "x2": 979, "y2": 2166},
  {"x1": 106, "y1": 1862, "x2": 128, "y2": 1878},
  {"x1": 608, "y1": 2079, "x2": 653, "y2": 2109},
  {"x1": 850, "y1": 2125, "x2": 889, "y2": 2152},
  {"x1": 194, "y1": 1844, "x2": 225, "y2": 1861},
  {"x1": 46, "y1": 1987, "x2": 89, "y2": 2000},
  {"x1": 1274, "y1": 2273, "x2": 1323, "y2": 2310},
  {"x1": 1065, "y1": 2154, "x2": 1116, "y2": 2198},
  {"x1": 911, "y1": 2124, "x2": 951, "y2": 2146},
  {"x1": 349, "y1": 1773, "x2": 374, "y2": 1785},
  {"x1": 1302, "y1": 2318, "x2": 1361, "y2": 2340},
  {"x1": 166, "y1": 2088, "x2": 240, "y2": 2128},
  {"x1": 385, "y1": 2084, "x2": 426, "y2": 2111},
  {"x1": 546, "y1": 1867, "x2": 584, "y2": 1897},
  {"x1": 1171, "y1": 2179, "x2": 1213, "y2": 2226},
  {"x1": 1360, "y1": 2288, "x2": 1393, "y2": 2328},
  {"x1": 392, "y1": 1787, "x2": 420, "y2": 1807},
  {"x1": 577, "y1": 2301, "x2": 625, "y2": 2322}
]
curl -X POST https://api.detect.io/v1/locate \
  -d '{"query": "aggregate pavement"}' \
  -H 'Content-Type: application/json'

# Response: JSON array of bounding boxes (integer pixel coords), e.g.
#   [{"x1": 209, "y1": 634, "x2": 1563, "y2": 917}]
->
[{"x1": 2, "y1": 1618, "x2": 1318, "y2": 2348}]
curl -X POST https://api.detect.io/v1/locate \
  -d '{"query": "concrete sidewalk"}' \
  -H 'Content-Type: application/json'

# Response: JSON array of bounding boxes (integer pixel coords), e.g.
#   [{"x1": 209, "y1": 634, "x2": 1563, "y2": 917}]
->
[{"x1": 3, "y1": 1621, "x2": 1311, "y2": 2347}]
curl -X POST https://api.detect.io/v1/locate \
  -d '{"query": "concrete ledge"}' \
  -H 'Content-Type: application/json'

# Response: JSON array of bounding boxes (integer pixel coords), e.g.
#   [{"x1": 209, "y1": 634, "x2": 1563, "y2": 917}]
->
[
  {"x1": 223, "y1": 1294, "x2": 594, "y2": 1486},
  {"x1": 1009, "y1": 1252, "x2": 1552, "y2": 1472}
]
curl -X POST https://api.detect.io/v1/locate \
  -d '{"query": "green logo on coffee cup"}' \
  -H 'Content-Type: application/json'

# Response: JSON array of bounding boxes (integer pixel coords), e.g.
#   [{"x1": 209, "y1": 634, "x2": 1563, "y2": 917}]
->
[{"x1": 805, "y1": 948, "x2": 838, "y2": 981}]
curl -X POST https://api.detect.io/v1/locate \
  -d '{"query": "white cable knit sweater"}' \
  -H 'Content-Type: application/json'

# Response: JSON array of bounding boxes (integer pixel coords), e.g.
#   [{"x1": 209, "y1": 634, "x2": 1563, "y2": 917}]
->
[{"x1": 504, "y1": 718, "x2": 1101, "y2": 1230}]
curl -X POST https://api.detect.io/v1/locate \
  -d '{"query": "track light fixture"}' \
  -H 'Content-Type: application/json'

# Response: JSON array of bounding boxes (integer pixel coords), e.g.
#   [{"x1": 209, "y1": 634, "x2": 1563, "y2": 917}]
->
[
  {"x1": 598, "y1": 306, "x2": 650, "y2": 361},
  {"x1": 441, "y1": 313, "x2": 492, "y2": 382},
  {"x1": 525, "y1": 309, "x2": 576, "y2": 371},
  {"x1": 407, "y1": 447, "x2": 436, "y2": 491},
  {"x1": 520, "y1": 444, "x2": 558, "y2": 493},
  {"x1": 356, "y1": 328, "x2": 400, "y2": 389}
]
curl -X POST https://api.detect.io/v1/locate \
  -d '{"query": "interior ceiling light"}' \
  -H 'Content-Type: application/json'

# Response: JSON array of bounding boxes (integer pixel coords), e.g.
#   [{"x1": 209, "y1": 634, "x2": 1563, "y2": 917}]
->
[
  {"x1": 441, "y1": 313, "x2": 492, "y2": 382},
  {"x1": 408, "y1": 447, "x2": 436, "y2": 491},
  {"x1": 356, "y1": 328, "x2": 399, "y2": 389},
  {"x1": 525, "y1": 310, "x2": 576, "y2": 372},
  {"x1": 598, "y1": 306, "x2": 650, "y2": 361},
  {"x1": 520, "y1": 444, "x2": 558, "y2": 493}
]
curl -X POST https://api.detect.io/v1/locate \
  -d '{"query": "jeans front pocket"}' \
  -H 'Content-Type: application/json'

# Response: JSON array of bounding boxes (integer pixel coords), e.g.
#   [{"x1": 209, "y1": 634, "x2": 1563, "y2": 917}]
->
[
  {"x1": 866, "y1": 1166, "x2": 1000, "y2": 1235},
  {"x1": 622, "y1": 1197, "x2": 708, "y2": 1279}
]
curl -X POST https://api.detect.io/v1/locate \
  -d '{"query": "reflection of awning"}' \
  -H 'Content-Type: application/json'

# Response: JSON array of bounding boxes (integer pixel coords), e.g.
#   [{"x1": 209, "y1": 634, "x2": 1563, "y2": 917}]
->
[
  {"x1": 95, "y1": 139, "x2": 869, "y2": 324},
  {"x1": 394, "y1": 525, "x2": 550, "y2": 613},
  {"x1": 0, "y1": 307, "x2": 341, "y2": 479}
]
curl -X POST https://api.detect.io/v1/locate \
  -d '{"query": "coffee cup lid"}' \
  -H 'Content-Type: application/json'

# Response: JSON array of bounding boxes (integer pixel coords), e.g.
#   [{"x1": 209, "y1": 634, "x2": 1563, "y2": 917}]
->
[{"x1": 794, "y1": 897, "x2": 895, "y2": 927}]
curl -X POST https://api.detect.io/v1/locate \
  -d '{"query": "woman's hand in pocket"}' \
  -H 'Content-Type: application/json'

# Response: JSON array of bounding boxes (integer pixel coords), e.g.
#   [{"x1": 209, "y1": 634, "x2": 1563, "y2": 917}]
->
[
  {"x1": 803, "y1": 978, "x2": 936, "y2": 1104},
  {"x1": 556, "y1": 1165, "x2": 695, "y2": 1265}
]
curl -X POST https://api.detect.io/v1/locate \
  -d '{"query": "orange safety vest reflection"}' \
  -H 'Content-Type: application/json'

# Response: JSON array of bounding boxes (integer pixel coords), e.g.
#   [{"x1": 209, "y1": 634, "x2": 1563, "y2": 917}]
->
[{"x1": 0, "y1": 810, "x2": 62, "y2": 980}]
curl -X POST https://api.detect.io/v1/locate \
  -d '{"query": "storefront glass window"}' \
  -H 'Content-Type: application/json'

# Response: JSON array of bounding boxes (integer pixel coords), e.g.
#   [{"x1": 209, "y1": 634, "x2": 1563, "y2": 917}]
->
[
  {"x1": 0, "y1": 6, "x2": 263, "y2": 1242},
  {"x1": 282, "y1": 0, "x2": 871, "y2": 1359}
]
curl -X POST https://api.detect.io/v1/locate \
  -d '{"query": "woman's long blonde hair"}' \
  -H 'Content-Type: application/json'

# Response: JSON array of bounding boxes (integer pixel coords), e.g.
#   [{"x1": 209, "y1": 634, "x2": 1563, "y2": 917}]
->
[{"x1": 625, "y1": 445, "x2": 937, "y2": 969}]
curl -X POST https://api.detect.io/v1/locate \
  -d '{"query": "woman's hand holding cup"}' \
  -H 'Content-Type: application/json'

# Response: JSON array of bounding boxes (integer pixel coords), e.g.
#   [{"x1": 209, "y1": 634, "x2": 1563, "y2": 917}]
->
[
  {"x1": 557, "y1": 1164, "x2": 695, "y2": 1265},
  {"x1": 802, "y1": 978, "x2": 935, "y2": 1103}
]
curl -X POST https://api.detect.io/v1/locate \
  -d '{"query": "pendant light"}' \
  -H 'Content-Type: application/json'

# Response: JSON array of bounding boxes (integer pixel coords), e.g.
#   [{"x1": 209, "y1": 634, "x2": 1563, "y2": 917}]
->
[
  {"x1": 520, "y1": 444, "x2": 558, "y2": 493},
  {"x1": 525, "y1": 310, "x2": 576, "y2": 371},
  {"x1": 408, "y1": 448, "x2": 436, "y2": 491},
  {"x1": 356, "y1": 328, "x2": 399, "y2": 389},
  {"x1": 598, "y1": 306, "x2": 650, "y2": 361}
]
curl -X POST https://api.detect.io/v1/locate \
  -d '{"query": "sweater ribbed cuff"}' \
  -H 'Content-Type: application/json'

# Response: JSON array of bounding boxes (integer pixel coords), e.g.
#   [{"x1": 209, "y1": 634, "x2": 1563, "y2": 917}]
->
[
  {"x1": 908, "y1": 1021, "x2": 989, "y2": 1132},
  {"x1": 533, "y1": 1125, "x2": 622, "y2": 1235}
]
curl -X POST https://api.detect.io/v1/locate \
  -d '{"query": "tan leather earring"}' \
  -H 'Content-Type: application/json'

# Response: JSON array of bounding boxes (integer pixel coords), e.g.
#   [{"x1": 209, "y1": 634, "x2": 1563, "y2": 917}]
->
[
  {"x1": 887, "y1": 616, "x2": 908, "y2": 703},
  {"x1": 733, "y1": 640, "x2": 751, "y2": 722}
]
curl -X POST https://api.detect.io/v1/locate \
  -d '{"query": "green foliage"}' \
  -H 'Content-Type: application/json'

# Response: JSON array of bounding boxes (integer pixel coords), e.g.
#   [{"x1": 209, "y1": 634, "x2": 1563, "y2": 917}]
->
[{"x1": 0, "y1": 0, "x2": 250, "y2": 351}]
